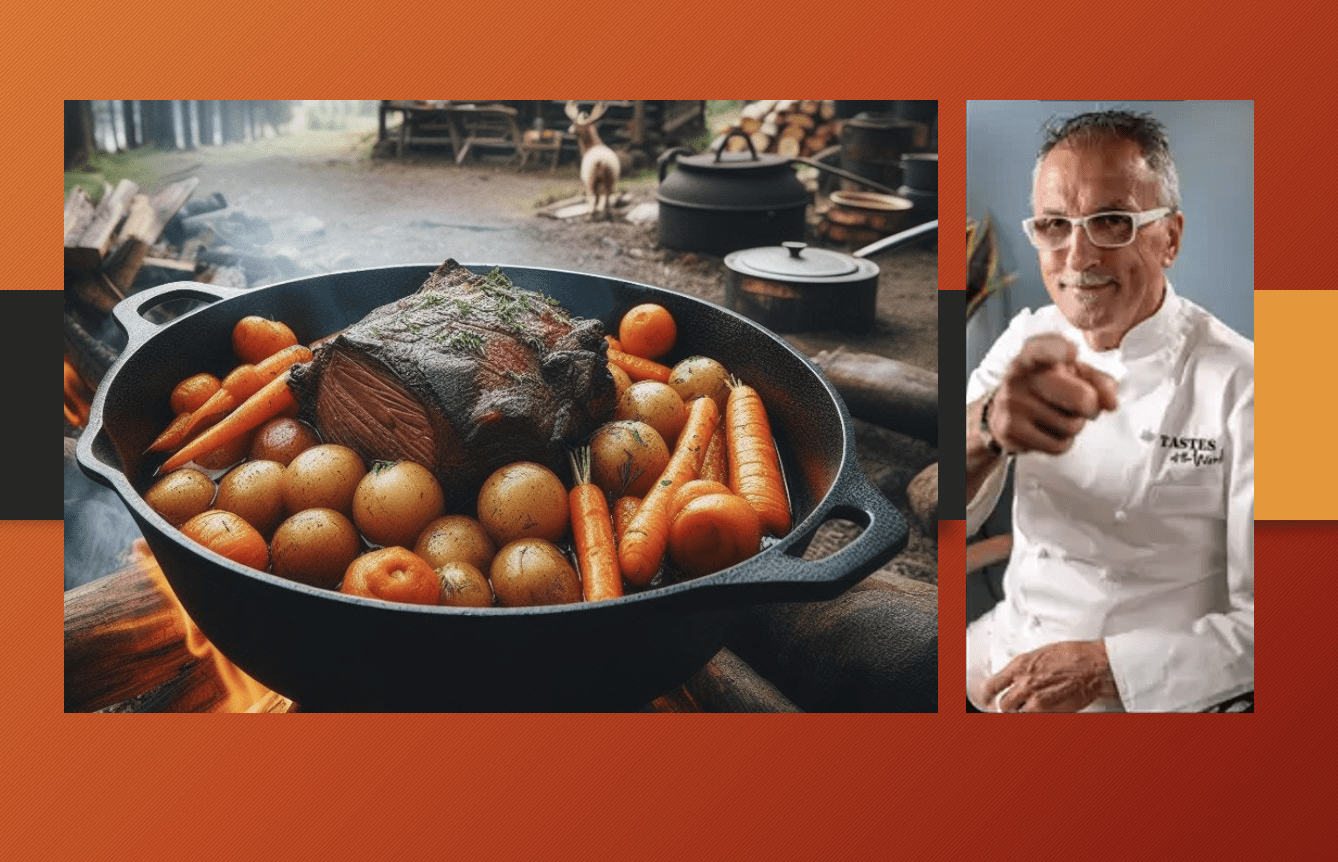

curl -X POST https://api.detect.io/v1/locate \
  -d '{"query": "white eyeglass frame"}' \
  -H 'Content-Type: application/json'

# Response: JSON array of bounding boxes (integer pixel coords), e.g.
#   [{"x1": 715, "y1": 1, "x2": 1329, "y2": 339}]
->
[{"x1": 1021, "y1": 206, "x2": 1173, "y2": 250}]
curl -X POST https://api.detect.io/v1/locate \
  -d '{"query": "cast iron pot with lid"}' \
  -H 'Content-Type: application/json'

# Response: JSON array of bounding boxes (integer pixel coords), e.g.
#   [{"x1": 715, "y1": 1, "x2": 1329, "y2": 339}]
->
[
  {"x1": 77, "y1": 264, "x2": 907, "y2": 712},
  {"x1": 657, "y1": 130, "x2": 811, "y2": 256},
  {"x1": 723, "y1": 220, "x2": 938, "y2": 335}
]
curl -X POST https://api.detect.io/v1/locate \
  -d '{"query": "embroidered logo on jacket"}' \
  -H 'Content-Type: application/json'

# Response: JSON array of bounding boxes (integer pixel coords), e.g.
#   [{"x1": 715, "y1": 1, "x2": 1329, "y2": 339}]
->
[{"x1": 1160, "y1": 434, "x2": 1223, "y2": 466}]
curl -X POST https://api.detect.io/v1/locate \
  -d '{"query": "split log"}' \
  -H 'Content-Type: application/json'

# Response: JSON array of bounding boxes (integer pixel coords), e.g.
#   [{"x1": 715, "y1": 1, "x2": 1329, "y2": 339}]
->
[
  {"x1": 103, "y1": 177, "x2": 201, "y2": 291},
  {"x1": 906, "y1": 462, "x2": 938, "y2": 535},
  {"x1": 775, "y1": 136, "x2": 801, "y2": 158},
  {"x1": 65, "y1": 178, "x2": 140, "y2": 271},
  {"x1": 64, "y1": 186, "x2": 96, "y2": 245},
  {"x1": 794, "y1": 343, "x2": 938, "y2": 443}
]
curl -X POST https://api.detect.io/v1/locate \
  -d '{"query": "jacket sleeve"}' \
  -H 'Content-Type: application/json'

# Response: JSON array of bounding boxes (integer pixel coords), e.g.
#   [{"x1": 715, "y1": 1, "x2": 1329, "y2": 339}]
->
[
  {"x1": 1103, "y1": 379, "x2": 1254, "y2": 712},
  {"x1": 965, "y1": 311, "x2": 1031, "y2": 534}
]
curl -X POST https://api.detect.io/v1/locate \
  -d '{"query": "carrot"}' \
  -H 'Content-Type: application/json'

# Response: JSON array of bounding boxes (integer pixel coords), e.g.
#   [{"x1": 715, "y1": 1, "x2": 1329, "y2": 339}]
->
[
  {"x1": 725, "y1": 377, "x2": 791, "y2": 537},
  {"x1": 158, "y1": 370, "x2": 298, "y2": 474},
  {"x1": 607, "y1": 347, "x2": 672, "y2": 383},
  {"x1": 700, "y1": 423, "x2": 728, "y2": 484},
  {"x1": 617, "y1": 395, "x2": 720, "y2": 586},
  {"x1": 161, "y1": 345, "x2": 313, "y2": 449},
  {"x1": 611, "y1": 495, "x2": 641, "y2": 549},
  {"x1": 568, "y1": 447, "x2": 623, "y2": 602}
]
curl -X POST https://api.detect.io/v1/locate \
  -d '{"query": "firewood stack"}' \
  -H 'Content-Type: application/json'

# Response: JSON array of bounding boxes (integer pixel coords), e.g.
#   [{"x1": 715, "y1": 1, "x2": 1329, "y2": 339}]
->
[{"x1": 711, "y1": 100, "x2": 841, "y2": 159}]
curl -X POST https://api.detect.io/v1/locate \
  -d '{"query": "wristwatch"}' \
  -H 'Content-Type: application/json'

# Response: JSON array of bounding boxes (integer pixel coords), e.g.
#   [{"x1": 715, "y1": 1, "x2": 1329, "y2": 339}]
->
[{"x1": 979, "y1": 388, "x2": 1004, "y2": 456}]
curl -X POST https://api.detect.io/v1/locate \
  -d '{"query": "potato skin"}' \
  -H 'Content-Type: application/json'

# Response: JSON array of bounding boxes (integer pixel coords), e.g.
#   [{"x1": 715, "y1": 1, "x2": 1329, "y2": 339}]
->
[
  {"x1": 588, "y1": 420, "x2": 669, "y2": 498},
  {"x1": 414, "y1": 515, "x2": 497, "y2": 573},
  {"x1": 215, "y1": 459, "x2": 287, "y2": 537},
  {"x1": 489, "y1": 539, "x2": 581, "y2": 607},
  {"x1": 435, "y1": 561, "x2": 495, "y2": 608},
  {"x1": 144, "y1": 468, "x2": 216, "y2": 527},
  {"x1": 667, "y1": 356, "x2": 732, "y2": 413},
  {"x1": 281, "y1": 444, "x2": 366, "y2": 517},
  {"x1": 270, "y1": 507, "x2": 364, "y2": 589},
  {"x1": 476, "y1": 462, "x2": 570, "y2": 547}
]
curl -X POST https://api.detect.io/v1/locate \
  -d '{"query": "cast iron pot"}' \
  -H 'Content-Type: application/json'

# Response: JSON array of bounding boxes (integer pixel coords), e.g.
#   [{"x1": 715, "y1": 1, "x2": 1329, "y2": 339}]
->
[
  {"x1": 657, "y1": 130, "x2": 811, "y2": 256},
  {"x1": 722, "y1": 221, "x2": 939, "y2": 335},
  {"x1": 77, "y1": 264, "x2": 907, "y2": 712}
]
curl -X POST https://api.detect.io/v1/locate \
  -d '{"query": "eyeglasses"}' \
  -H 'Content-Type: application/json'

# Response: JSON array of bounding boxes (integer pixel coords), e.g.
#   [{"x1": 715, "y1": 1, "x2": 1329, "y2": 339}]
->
[{"x1": 1021, "y1": 207, "x2": 1173, "y2": 250}]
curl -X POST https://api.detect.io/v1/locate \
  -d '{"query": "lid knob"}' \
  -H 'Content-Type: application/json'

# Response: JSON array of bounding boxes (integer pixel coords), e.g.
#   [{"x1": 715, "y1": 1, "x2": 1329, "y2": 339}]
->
[{"x1": 783, "y1": 241, "x2": 807, "y2": 259}]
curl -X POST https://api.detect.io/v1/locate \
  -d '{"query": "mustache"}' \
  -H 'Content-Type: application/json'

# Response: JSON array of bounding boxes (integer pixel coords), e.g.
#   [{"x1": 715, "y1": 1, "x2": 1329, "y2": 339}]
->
[{"x1": 1061, "y1": 270, "x2": 1116, "y2": 288}]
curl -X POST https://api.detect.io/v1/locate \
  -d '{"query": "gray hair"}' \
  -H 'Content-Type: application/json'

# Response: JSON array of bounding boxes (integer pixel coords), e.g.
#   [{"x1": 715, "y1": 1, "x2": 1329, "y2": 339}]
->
[{"x1": 1031, "y1": 110, "x2": 1181, "y2": 211}]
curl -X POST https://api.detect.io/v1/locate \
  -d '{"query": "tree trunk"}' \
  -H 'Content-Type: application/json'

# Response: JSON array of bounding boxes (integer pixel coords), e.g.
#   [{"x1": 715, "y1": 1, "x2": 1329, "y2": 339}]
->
[{"x1": 64, "y1": 100, "x2": 95, "y2": 170}]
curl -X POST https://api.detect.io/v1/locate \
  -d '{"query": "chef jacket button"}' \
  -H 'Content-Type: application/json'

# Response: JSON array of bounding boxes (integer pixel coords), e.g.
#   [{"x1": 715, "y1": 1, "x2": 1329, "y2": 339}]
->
[
  {"x1": 1037, "y1": 547, "x2": 1050, "y2": 559},
  {"x1": 1114, "y1": 509, "x2": 1128, "y2": 523},
  {"x1": 1140, "y1": 429, "x2": 1155, "y2": 442},
  {"x1": 1029, "y1": 616, "x2": 1042, "y2": 628},
  {"x1": 1026, "y1": 478, "x2": 1040, "y2": 490}
]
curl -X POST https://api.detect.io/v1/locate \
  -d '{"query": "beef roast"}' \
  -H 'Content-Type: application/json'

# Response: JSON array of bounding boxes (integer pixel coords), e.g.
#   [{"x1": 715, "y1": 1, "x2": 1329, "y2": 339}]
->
[{"x1": 287, "y1": 259, "x2": 617, "y2": 508}]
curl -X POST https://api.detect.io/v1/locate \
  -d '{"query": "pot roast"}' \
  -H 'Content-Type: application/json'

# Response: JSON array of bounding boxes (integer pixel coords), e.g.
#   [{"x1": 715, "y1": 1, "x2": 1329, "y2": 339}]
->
[{"x1": 286, "y1": 259, "x2": 617, "y2": 507}]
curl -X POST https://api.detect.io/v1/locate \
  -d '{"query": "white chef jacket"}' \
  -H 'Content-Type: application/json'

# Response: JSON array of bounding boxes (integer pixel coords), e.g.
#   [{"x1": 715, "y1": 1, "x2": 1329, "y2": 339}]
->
[{"x1": 965, "y1": 283, "x2": 1254, "y2": 712}]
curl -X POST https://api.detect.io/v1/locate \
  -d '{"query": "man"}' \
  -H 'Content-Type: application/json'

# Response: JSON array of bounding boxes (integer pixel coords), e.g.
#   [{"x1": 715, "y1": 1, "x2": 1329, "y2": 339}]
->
[{"x1": 965, "y1": 110, "x2": 1253, "y2": 712}]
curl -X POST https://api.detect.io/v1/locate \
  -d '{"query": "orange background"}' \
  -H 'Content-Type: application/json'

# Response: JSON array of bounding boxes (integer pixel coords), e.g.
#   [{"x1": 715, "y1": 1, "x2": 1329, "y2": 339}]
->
[{"x1": 23, "y1": 3, "x2": 1337, "y2": 859}]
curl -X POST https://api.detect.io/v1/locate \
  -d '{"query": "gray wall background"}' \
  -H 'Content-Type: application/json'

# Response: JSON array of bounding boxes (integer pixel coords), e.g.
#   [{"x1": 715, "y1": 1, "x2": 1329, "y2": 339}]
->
[{"x1": 966, "y1": 100, "x2": 1254, "y2": 378}]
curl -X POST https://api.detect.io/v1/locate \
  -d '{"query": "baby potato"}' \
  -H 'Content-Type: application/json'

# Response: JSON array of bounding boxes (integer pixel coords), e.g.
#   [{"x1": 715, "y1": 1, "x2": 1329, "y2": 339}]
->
[
  {"x1": 352, "y1": 460, "x2": 446, "y2": 549},
  {"x1": 192, "y1": 429, "x2": 257, "y2": 474},
  {"x1": 414, "y1": 514, "x2": 497, "y2": 573},
  {"x1": 614, "y1": 380, "x2": 688, "y2": 447},
  {"x1": 215, "y1": 459, "x2": 287, "y2": 537},
  {"x1": 180, "y1": 509, "x2": 270, "y2": 571},
  {"x1": 282, "y1": 444, "x2": 366, "y2": 517},
  {"x1": 249, "y1": 417, "x2": 321, "y2": 466},
  {"x1": 489, "y1": 538, "x2": 582, "y2": 607},
  {"x1": 435, "y1": 561, "x2": 495, "y2": 608},
  {"x1": 667, "y1": 355, "x2": 732, "y2": 413},
  {"x1": 476, "y1": 461, "x2": 570, "y2": 547},
  {"x1": 270, "y1": 507, "x2": 364, "y2": 589},
  {"x1": 144, "y1": 468, "x2": 216, "y2": 527},
  {"x1": 588, "y1": 420, "x2": 669, "y2": 498}
]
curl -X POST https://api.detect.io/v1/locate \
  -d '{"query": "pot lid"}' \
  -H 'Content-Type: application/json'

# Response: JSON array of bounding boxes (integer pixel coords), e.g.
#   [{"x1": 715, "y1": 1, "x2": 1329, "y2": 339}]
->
[
  {"x1": 725, "y1": 242, "x2": 879, "y2": 282},
  {"x1": 673, "y1": 129, "x2": 793, "y2": 173}
]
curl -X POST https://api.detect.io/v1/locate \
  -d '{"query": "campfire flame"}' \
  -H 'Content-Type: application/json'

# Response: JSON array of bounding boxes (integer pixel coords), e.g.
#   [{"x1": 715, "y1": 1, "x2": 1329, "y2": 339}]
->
[
  {"x1": 133, "y1": 539, "x2": 292, "y2": 712},
  {"x1": 64, "y1": 359, "x2": 93, "y2": 428}
]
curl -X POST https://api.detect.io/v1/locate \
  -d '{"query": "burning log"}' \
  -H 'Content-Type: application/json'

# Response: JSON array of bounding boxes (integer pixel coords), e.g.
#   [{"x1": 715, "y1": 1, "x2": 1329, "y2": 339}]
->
[
  {"x1": 64, "y1": 560, "x2": 194, "y2": 712},
  {"x1": 63, "y1": 308, "x2": 120, "y2": 387}
]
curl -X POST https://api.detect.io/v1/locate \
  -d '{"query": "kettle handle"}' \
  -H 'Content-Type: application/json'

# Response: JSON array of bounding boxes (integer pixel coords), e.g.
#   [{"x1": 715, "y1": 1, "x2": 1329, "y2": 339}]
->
[
  {"x1": 714, "y1": 128, "x2": 759, "y2": 163},
  {"x1": 657, "y1": 146, "x2": 693, "y2": 183}
]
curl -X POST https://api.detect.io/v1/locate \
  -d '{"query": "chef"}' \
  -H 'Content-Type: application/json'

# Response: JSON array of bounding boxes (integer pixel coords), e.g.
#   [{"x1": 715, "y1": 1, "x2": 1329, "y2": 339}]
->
[{"x1": 965, "y1": 110, "x2": 1253, "y2": 712}]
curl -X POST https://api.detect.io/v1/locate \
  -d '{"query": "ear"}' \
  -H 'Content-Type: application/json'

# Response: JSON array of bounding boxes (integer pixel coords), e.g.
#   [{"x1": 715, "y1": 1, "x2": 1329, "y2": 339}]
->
[{"x1": 1161, "y1": 210, "x2": 1184, "y2": 267}]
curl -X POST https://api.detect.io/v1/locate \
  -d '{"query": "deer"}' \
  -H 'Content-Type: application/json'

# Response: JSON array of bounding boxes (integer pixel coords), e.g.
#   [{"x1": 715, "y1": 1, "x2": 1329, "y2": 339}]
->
[{"x1": 565, "y1": 101, "x2": 620, "y2": 220}]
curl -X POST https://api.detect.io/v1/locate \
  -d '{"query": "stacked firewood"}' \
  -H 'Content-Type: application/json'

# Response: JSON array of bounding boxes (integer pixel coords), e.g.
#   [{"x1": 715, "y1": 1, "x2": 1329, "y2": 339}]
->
[
  {"x1": 62, "y1": 177, "x2": 248, "y2": 316},
  {"x1": 712, "y1": 99, "x2": 841, "y2": 159}
]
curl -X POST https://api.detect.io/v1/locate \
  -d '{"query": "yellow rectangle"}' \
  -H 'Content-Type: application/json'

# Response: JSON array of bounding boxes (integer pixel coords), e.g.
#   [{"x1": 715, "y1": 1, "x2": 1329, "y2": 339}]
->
[{"x1": 1257, "y1": 290, "x2": 1328, "y2": 519}]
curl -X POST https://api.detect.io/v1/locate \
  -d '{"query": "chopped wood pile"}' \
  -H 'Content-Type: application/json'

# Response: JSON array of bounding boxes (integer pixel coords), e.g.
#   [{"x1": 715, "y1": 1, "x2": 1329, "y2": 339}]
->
[
  {"x1": 711, "y1": 99, "x2": 841, "y2": 159},
  {"x1": 63, "y1": 177, "x2": 324, "y2": 437}
]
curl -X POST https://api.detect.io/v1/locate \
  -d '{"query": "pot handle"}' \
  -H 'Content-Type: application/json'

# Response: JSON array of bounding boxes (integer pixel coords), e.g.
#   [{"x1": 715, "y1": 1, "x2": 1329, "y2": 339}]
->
[
  {"x1": 657, "y1": 146, "x2": 693, "y2": 183},
  {"x1": 714, "y1": 129, "x2": 759, "y2": 163},
  {"x1": 790, "y1": 156, "x2": 902, "y2": 197},
  {"x1": 110, "y1": 281, "x2": 247, "y2": 353},
  {"x1": 710, "y1": 462, "x2": 909, "y2": 600}
]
